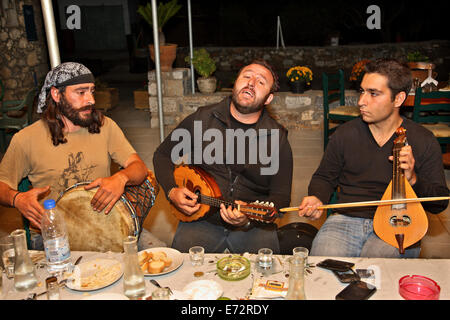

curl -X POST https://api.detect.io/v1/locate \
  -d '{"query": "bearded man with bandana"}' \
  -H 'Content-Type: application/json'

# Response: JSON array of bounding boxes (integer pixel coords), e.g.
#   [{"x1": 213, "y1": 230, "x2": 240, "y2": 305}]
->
[{"x1": 0, "y1": 62, "x2": 148, "y2": 249}]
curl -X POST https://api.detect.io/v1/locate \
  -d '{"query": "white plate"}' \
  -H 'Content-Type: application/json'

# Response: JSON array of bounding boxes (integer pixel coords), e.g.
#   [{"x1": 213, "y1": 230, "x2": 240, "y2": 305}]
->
[
  {"x1": 138, "y1": 247, "x2": 183, "y2": 276},
  {"x1": 66, "y1": 258, "x2": 123, "y2": 291},
  {"x1": 82, "y1": 293, "x2": 129, "y2": 300},
  {"x1": 183, "y1": 280, "x2": 223, "y2": 300}
]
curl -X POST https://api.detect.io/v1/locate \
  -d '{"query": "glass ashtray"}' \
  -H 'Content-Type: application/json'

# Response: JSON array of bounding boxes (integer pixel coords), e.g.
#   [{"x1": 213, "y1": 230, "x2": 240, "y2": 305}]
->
[
  {"x1": 216, "y1": 255, "x2": 251, "y2": 281},
  {"x1": 399, "y1": 275, "x2": 440, "y2": 300}
]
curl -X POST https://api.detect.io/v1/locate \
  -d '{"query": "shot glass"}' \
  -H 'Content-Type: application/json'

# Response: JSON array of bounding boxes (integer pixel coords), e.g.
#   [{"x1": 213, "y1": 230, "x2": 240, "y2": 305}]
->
[
  {"x1": 46, "y1": 276, "x2": 60, "y2": 300},
  {"x1": 189, "y1": 246, "x2": 205, "y2": 266},
  {"x1": 0, "y1": 236, "x2": 15, "y2": 279},
  {"x1": 257, "y1": 248, "x2": 273, "y2": 269},
  {"x1": 152, "y1": 287, "x2": 171, "y2": 300}
]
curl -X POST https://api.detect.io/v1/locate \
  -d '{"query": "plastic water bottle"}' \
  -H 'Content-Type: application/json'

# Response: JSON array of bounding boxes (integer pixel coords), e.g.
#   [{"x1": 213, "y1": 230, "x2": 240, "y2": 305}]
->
[{"x1": 41, "y1": 199, "x2": 71, "y2": 273}]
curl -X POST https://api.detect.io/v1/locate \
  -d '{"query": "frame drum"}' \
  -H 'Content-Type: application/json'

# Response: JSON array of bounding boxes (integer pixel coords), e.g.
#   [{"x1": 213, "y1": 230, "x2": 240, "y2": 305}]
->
[
  {"x1": 56, "y1": 172, "x2": 159, "y2": 253},
  {"x1": 56, "y1": 184, "x2": 138, "y2": 253}
]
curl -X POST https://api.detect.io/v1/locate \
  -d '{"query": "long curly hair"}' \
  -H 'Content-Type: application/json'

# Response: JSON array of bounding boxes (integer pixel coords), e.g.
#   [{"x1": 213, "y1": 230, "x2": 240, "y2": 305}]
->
[{"x1": 41, "y1": 88, "x2": 104, "y2": 146}]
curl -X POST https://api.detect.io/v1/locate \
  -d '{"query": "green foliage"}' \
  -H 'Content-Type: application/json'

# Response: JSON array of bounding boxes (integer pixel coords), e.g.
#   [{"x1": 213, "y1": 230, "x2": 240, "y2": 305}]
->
[
  {"x1": 185, "y1": 49, "x2": 216, "y2": 78},
  {"x1": 137, "y1": 0, "x2": 182, "y2": 31},
  {"x1": 407, "y1": 51, "x2": 429, "y2": 62}
]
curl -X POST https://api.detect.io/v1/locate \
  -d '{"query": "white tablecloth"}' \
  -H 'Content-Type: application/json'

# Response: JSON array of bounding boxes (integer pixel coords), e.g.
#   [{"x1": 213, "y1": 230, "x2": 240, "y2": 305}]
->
[{"x1": 1, "y1": 251, "x2": 449, "y2": 300}]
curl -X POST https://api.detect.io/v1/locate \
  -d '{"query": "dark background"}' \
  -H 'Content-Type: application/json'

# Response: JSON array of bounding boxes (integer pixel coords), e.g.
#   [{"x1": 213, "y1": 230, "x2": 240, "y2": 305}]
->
[
  {"x1": 52, "y1": 0, "x2": 449, "y2": 88},
  {"x1": 141, "y1": 0, "x2": 449, "y2": 47}
]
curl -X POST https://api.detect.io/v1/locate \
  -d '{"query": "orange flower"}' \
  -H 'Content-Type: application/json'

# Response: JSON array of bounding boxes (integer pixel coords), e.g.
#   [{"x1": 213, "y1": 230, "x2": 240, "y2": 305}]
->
[
  {"x1": 286, "y1": 66, "x2": 313, "y2": 83},
  {"x1": 350, "y1": 60, "x2": 370, "y2": 82}
]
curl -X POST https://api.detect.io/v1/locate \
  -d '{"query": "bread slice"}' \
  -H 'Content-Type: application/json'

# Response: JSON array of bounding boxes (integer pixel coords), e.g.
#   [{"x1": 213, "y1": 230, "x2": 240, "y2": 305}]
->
[
  {"x1": 161, "y1": 256, "x2": 172, "y2": 267},
  {"x1": 138, "y1": 252, "x2": 148, "y2": 265},
  {"x1": 152, "y1": 251, "x2": 167, "y2": 261},
  {"x1": 148, "y1": 260, "x2": 165, "y2": 274},
  {"x1": 139, "y1": 251, "x2": 153, "y2": 266},
  {"x1": 140, "y1": 261, "x2": 149, "y2": 272}
]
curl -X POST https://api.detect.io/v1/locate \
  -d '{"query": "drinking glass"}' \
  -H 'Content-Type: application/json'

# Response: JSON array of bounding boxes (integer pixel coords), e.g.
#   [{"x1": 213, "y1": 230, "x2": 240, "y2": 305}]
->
[
  {"x1": 189, "y1": 246, "x2": 204, "y2": 266},
  {"x1": 257, "y1": 248, "x2": 273, "y2": 269},
  {"x1": 152, "y1": 287, "x2": 171, "y2": 300},
  {"x1": 0, "y1": 236, "x2": 15, "y2": 279}
]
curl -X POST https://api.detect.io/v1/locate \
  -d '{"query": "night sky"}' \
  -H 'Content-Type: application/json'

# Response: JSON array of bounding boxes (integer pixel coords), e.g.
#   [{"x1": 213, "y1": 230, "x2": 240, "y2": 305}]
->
[{"x1": 151, "y1": 0, "x2": 449, "y2": 47}]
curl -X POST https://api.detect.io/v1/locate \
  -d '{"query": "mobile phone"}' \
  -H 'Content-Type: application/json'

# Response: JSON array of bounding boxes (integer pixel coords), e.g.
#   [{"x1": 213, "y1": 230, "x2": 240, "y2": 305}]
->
[
  {"x1": 332, "y1": 269, "x2": 361, "y2": 283},
  {"x1": 335, "y1": 281, "x2": 377, "y2": 300},
  {"x1": 356, "y1": 268, "x2": 375, "y2": 279},
  {"x1": 317, "y1": 259, "x2": 355, "y2": 272}
]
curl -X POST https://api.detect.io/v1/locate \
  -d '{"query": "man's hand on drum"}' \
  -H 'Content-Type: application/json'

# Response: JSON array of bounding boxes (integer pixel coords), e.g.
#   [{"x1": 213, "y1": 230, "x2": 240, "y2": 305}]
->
[
  {"x1": 84, "y1": 172, "x2": 128, "y2": 215},
  {"x1": 298, "y1": 196, "x2": 324, "y2": 220},
  {"x1": 168, "y1": 187, "x2": 200, "y2": 216},
  {"x1": 220, "y1": 200, "x2": 249, "y2": 227},
  {"x1": 14, "y1": 186, "x2": 51, "y2": 229}
]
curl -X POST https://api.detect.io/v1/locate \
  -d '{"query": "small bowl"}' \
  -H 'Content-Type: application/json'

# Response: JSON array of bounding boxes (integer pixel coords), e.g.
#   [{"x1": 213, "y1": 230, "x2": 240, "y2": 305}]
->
[
  {"x1": 399, "y1": 275, "x2": 441, "y2": 300},
  {"x1": 216, "y1": 255, "x2": 251, "y2": 281}
]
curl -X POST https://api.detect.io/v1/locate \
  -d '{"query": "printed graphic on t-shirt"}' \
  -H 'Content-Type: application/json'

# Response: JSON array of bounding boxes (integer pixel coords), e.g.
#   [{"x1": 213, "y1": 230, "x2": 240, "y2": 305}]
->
[{"x1": 58, "y1": 152, "x2": 97, "y2": 192}]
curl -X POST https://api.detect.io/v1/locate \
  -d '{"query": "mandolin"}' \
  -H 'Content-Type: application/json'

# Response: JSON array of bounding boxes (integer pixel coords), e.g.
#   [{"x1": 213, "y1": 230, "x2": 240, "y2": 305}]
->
[
  {"x1": 170, "y1": 165, "x2": 278, "y2": 223},
  {"x1": 373, "y1": 127, "x2": 428, "y2": 254}
]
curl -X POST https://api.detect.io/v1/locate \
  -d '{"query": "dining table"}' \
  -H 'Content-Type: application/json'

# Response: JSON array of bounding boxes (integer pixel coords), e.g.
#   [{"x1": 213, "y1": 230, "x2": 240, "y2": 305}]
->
[
  {"x1": 1, "y1": 248, "x2": 450, "y2": 300},
  {"x1": 1, "y1": 249, "x2": 448, "y2": 301}
]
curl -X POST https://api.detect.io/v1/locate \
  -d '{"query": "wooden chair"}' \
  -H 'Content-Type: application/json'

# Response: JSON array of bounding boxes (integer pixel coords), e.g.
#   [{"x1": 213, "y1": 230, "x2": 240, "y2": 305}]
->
[
  {"x1": 0, "y1": 79, "x2": 5, "y2": 104},
  {"x1": 322, "y1": 70, "x2": 360, "y2": 150},
  {"x1": 412, "y1": 87, "x2": 450, "y2": 153},
  {"x1": 0, "y1": 88, "x2": 37, "y2": 152},
  {"x1": 18, "y1": 177, "x2": 33, "y2": 249}
]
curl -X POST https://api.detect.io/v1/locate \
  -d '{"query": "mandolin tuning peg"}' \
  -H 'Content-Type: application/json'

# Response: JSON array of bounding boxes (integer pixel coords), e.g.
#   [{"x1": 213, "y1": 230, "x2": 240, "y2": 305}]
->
[
  {"x1": 254, "y1": 200, "x2": 259, "y2": 204},
  {"x1": 270, "y1": 202, "x2": 274, "y2": 207}
]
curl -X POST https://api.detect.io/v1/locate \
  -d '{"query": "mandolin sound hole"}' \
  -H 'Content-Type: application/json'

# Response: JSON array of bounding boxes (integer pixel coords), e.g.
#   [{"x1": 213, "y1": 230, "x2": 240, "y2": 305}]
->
[{"x1": 389, "y1": 215, "x2": 411, "y2": 227}]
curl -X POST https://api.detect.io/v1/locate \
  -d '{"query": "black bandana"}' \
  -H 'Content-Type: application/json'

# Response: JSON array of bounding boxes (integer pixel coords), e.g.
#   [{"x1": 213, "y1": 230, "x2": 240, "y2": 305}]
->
[{"x1": 37, "y1": 62, "x2": 94, "y2": 113}]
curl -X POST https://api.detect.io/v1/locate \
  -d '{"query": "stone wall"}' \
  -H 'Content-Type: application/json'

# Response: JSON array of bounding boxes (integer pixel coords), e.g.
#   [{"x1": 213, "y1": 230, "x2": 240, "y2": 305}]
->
[
  {"x1": 0, "y1": 0, "x2": 48, "y2": 100},
  {"x1": 176, "y1": 40, "x2": 450, "y2": 90},
  {"x1": 148, "y1": 68, "x2": 360, "y2": 130}
]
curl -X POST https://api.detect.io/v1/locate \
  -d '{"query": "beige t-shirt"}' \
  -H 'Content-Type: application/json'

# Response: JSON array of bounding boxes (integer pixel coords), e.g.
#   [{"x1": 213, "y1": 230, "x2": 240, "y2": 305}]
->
[{"x1": 0, "y1": 116, "x2": 136, "y2": 202}]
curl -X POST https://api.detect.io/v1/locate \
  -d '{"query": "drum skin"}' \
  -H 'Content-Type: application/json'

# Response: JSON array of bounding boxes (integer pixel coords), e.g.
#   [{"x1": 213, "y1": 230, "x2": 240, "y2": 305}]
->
[{"x1": 56, "y1": 186, "x2": 136, "y2": 253}]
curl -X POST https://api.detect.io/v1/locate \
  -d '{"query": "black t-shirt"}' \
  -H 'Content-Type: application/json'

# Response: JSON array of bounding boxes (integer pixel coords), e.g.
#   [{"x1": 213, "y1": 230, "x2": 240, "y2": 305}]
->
[{"x1": 309, "y1": 117, "x2": 449, "y2": 219}]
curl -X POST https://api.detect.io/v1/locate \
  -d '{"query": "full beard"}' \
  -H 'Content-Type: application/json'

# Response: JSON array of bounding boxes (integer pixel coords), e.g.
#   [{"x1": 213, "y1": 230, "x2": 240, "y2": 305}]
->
[
  {"x1": 58, "y1": 95, "x2": 95, "y2": 127},
  {"x1": 231, "y1": 87, "x2": 270, "y2": 115}
]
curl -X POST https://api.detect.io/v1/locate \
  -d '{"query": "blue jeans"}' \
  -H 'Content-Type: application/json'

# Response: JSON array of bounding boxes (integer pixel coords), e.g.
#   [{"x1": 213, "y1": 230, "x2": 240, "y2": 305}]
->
[
  {"x1": 310, "y1": 214, "x2": 421, "y2": 258},
  {"x1": 171, "y1": 220, "x2": 280, "y2": 254}
]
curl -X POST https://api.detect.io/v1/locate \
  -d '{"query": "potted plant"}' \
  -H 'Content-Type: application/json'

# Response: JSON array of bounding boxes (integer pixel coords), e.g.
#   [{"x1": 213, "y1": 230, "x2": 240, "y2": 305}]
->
[
  {"x1": 286, "y1": 66, "x2": 313, "y2": 94},
  {"x1": 185, "y1": 48, "x2": 217, "y2": 94},
  {"x1": 349, "y1": 59, "x2": 370, "y2": 88},
  {"x1": 137, "y1": 0, "x2": 182, "y2": 71}
]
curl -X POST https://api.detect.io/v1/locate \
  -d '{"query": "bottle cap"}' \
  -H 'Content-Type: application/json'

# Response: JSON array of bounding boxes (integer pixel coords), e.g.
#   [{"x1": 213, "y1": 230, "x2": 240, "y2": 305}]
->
[{"x1": 43, "y1": 199, "x2": 56, "y2": 209}]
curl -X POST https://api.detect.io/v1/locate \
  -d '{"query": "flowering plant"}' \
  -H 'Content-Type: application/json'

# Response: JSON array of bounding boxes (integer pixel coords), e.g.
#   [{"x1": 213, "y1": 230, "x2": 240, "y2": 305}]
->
[
  {"x1": 286, "y1": 66, "x2": 313, "y2": 85},
  {"x1": 349, "y1": 59, "x2": 370, "y2": 82}
]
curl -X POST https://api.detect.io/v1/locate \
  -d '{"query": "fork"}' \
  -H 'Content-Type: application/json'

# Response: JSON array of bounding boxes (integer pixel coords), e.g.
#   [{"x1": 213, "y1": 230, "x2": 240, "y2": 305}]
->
[{"x1": 149, "y1": 279, "x2": 173, "y2": 295}]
